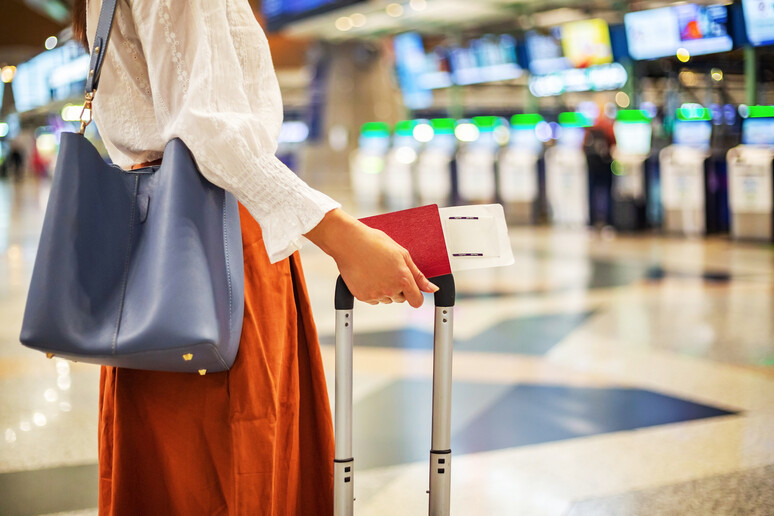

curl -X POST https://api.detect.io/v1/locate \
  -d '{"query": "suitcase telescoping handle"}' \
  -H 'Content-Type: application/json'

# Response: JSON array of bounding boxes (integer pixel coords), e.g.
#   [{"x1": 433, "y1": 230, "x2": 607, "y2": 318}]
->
[{"x1": 333, "y1": 274, "x2": 456, "y2": 516}]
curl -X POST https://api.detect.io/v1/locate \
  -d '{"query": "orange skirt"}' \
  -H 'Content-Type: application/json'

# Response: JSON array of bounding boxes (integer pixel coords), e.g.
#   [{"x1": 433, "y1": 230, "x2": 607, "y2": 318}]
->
[{"x1": 97, "y1": 204, "x2": 334, "y2": 515}]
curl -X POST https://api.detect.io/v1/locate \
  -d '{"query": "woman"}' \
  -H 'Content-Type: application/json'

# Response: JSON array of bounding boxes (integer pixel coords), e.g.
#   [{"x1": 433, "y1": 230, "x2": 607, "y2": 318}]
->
[{"x1": 72, "y1": 0, "x2": 437, "y2": 513}]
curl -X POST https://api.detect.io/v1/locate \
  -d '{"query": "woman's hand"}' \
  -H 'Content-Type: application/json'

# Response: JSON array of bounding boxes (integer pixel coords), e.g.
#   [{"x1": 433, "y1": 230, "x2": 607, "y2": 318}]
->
[{"x1": 304, "y1": 209, "x2": 438, "y2": 307}]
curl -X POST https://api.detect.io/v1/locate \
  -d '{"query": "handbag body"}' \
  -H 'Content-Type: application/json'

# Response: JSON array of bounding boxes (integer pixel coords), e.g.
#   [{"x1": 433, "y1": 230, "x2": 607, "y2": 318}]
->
[{"x1": 19, "y1": 0, "x2": 244, "y2": 374}]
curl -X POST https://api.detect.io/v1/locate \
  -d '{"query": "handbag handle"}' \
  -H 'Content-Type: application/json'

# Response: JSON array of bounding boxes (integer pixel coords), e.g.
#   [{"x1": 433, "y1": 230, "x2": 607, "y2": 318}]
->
[{"x1": 79, "y1": 0, "x2": 119, "y2": 133}]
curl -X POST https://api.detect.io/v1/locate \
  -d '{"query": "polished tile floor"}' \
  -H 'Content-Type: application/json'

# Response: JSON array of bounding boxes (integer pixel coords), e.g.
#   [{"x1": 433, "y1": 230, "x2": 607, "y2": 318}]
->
[{"x1": 1, "y1": 177, "x2": 774, "y2": 515}]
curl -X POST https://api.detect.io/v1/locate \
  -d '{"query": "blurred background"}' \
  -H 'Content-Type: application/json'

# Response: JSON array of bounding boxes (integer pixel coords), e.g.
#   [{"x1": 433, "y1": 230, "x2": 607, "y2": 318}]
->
[{"x1": 1, "y1": 0, "x2": 774, "y2": 514}]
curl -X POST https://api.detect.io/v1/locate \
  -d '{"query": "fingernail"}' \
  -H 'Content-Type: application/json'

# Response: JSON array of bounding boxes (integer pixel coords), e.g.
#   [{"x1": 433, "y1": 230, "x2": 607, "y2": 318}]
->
[{"x1": 429, "y1": 283, "x2": 439, "y2": 292}]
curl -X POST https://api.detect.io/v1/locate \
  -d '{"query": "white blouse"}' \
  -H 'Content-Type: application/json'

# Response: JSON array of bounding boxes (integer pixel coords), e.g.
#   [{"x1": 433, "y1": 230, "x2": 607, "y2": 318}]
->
[{"x1": 85, "y1": 0, "x2": 340, "y2": 263}]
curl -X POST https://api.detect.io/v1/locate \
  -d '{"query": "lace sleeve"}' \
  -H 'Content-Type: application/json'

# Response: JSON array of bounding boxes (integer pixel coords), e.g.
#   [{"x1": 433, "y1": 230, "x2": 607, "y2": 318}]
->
[{"x1": 129, "y1": 0, "x2": 340, "y2": 263}]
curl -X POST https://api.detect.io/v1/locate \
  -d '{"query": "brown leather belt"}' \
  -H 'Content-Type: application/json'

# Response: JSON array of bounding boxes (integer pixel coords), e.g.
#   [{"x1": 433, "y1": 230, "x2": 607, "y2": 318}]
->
[{"x1": 130, "y1": 158, "x2": 163, "y2": 170}]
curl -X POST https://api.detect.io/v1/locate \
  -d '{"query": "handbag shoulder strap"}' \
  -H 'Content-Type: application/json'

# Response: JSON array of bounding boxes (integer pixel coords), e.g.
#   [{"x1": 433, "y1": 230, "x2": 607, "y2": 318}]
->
[
  {"x1": 78, "y1": 0, "x2": 118, "y2": 133},
  {"x1": 85, "y1": 0, "x2": 119, "y2": 95}
]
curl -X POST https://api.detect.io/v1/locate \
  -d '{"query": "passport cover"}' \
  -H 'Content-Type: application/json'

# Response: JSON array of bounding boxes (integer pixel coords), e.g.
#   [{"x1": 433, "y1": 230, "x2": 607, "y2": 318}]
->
[{"x1": 360, "y1": 204, "x2": 452, "y2": 279}]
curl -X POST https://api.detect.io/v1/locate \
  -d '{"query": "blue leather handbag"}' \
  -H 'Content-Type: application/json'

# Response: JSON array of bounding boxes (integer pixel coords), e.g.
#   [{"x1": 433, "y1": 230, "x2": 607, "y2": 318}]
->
[{"x1": 19, "y1": 0, "x2": 244, "y2": 374}]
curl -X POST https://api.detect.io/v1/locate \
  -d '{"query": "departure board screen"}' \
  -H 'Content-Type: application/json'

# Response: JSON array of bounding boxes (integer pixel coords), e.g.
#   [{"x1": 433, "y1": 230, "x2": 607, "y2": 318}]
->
[
  {"x1": 742, "y1": 0, "x2": 774, "y2": 46},
  {"x1": 263, "y1": 0, "x2": 365, "y2": 31},
  {"x1": 526, "y1": 19, "x2": 612, "y2": 74},
  {"x1": 625, "y1": 4, "x2": 732, "y2": 59}
]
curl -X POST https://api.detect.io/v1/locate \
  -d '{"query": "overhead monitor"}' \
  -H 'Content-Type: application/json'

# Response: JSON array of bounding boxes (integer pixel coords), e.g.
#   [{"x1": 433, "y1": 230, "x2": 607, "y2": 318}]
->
[
  {"x1": 742, "y1": 0, "x2": 774, "y2": 46},
  {"x1": 625, "y1": 4, "x2": 733, "y2": 60},
  {"x1": 448, "y1": 34, "x2": 522, "y2": 86},
  {"x1": 561, "y1": 19, "x2": 614, "y2": 69},
  {"x1": 525, "y1": 29, "x2": 569, "y2": 75},
  {"x1": 11, "y1": 42, "x2": 87, "y2": 113},
  {"x1": 527, "y1": 19, "x2": 612, "y2": 74},
  {"x1": 393, "y1": 33, "x2": 435, "y2": 110},
  {"x1": 263, "y1": 0, "x2": 365, "y2": 31}
]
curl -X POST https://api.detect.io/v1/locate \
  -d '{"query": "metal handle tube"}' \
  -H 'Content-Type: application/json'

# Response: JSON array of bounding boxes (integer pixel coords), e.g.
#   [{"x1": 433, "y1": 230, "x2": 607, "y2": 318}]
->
[
  {"x1": 428, "y1": 274, "x2": 455, "y2": 516},
  {"x1": 334, "y1": 309, "x2": 354, "y2": 460},
  {"x1": 334, "y1": 277, "x2": 355, "y2": 516},
  {"x1": 430, "y1": 306, "x2": 454, "y2": 450},
  {"x1": 429, "y1": 306, "x2": 454, "y2": 516}
]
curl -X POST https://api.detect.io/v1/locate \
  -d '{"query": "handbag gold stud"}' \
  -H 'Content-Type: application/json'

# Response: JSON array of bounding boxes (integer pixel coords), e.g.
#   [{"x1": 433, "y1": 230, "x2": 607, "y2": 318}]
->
[
  {"x1": 182, "y1": 353, "x2": 193, "y2": 361},
  {"x1": 198, "y1": 369, "x2": 207, "y2": 376}
]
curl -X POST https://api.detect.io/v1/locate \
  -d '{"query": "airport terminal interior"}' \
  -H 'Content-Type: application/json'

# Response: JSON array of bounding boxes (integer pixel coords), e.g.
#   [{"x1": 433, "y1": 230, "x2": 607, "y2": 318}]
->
[{"x1": 2, "y1": 0, "x2": 774, "y2": 514}]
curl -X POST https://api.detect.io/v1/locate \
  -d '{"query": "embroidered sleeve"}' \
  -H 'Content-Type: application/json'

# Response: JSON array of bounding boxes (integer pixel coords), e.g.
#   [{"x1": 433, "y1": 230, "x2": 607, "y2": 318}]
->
[{"x1": 130, "y1": 0, "x2": 340, "y2": 263}]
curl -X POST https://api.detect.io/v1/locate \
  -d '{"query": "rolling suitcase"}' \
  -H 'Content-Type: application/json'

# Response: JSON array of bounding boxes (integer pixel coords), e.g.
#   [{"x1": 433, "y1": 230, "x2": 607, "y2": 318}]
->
[
  {"x1": 330, "y1": 203, "x2": 513, "y2": 515},
  {"x1": 332, "y1": 273, "x2": 456, "y2": 516}
]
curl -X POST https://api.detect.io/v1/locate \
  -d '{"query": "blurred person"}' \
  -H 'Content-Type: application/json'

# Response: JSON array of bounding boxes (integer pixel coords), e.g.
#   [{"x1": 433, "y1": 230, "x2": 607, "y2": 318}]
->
[
  {"x1": 29, "y1": 142, "x2": 48, "y2": 179},
  {"x1": 7, "y1": 145, "x2": 24, "y2": 181},
  {"x1": 584, "y1": 120, "x2": 615, "y2": 227},
  {"x1": 72, "y1": 0, "x2": 438, "y2": 514}
]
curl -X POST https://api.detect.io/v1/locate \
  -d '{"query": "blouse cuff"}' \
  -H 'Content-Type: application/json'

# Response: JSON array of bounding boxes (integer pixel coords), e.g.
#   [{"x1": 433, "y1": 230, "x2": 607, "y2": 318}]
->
[{"x1": 238, "y1": 154, "x2": 341, "y2": 264}]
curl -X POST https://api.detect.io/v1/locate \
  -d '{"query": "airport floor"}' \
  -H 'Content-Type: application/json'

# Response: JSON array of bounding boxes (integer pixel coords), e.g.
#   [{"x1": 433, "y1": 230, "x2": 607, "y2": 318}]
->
[{"x1": 1, "y1": 177, "x2": 774, "y2": 515}]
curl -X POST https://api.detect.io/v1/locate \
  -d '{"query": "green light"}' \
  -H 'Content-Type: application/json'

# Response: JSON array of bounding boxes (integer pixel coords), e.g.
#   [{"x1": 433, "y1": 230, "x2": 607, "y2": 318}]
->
[
  {"x1": 511, "y1": 114, "x2": 544, "y2": 128},
  {"x1": 394, "y1": 120, "x2": 417, "y2": 136},
  {"x1": 558, "y1": 112, "x2": 591, "y2": 128},
  {"x1": 747, "y1": 106, "x2": 774, "y2": 119},
  {"x1": 431, "y1": 118, "x2": 456, "y2": 134},
  {"x1": 611, "y1": 160, "x2": 625, "y2": 176},
  {"x1": 616, "y1": 109, "x2": 651, "y2": 123},
  {"x1": 472, "y1": 116, "x2": 501, "y2": 132},
  {"x1": 676, "y1": 104, "x2": 711, "y2": 121},
  {"x1": 361, "y1": 122, "x2": 390, "y2": 138}
]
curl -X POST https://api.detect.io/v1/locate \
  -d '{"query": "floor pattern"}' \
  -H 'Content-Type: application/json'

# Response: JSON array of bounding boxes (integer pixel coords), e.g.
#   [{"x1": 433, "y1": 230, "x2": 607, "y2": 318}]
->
[{"x1": 1, "y1": 178, "x2": 774, "y2": 515}]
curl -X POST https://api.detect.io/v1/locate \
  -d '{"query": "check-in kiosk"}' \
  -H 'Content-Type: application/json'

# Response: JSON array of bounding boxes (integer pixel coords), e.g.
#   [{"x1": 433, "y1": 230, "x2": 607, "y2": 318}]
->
[
  {"x1": 416, "y1": 118, "x2": 456, "y2": 206},
  {"x1": 456, "y1": 116, "x2": 503, "y2": 203},
  {"x1": 350, "y1": 122, "x2": 391, "y2": 211},
  {"x1": 727, "y1": 106, "x2": 774, "y2": 241},
  {"x1": 498, "y1": 114, "x2": 544, "y2": 224},
  {"x1": 383, "y1": 120, "x2": 420, "y2": 211},
  {"x1": 611, "y1": 109, "x2": 653, "y2": 231},
  {"x1": 659, "y1": 106, "x2": 716, "y2": 235},
  {"x1": 544, "y1": 112, "x2": 590, "y2": 227}
]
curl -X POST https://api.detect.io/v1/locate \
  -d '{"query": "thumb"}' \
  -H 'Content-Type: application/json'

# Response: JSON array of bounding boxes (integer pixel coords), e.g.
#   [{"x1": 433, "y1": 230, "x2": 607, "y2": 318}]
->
[{"x1": 404, "y1": 253, "x2": 438, "y2": 294}]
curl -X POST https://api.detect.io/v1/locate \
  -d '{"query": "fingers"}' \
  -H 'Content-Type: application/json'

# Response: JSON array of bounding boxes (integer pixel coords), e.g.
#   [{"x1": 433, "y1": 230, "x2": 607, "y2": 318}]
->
[
  {"x1": 399, "y1": 272, "x2": 424, "y2": 309},
  {"x1": 403, "y1": 251, "x2": 439, "y2": 294}
]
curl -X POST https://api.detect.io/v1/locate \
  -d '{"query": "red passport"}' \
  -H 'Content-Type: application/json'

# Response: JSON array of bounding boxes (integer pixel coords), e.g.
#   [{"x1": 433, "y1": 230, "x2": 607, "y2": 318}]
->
[{"x1": 360, "y1": 204, "x2": 452, "y2": 279}]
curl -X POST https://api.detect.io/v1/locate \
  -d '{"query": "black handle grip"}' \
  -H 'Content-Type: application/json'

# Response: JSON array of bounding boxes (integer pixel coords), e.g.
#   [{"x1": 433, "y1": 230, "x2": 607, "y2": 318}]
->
[
  {"x1": 431, "y1": 274, "x2": 455, "y2": 308},
  {"x1": 335, "y1": 276, "x2": 354, "y2": 310},
  {"x1": 335, "y1": 273, "x2": 454, "y2": 309}
]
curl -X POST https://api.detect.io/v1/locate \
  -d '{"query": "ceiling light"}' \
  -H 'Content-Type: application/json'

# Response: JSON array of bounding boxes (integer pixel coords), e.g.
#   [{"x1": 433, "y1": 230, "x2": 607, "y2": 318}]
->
[
  {"x1": 615, "y1": 91, "x2": 630, "y2": 108},
  {"x1": 350, "y1": 13, "x2": 366, "y2": 27},
  {"x1": 61, "y1": 104, "x2": 85, "y2": 122},
  {"x1": 45, "y1": 36, "x2": 58, "y2": 50},
  {"x1": 335, "y1": 16, "x2": 353, "y2": 31},
  {"x1": 386, "y1": 3, "x2": 404, "y2": 17},
  {"x1": 409, "y1": 0, "x2": 427, "y2": 11},
  {"x1": 1, "y1": 66, "x2": 16, "y2": 84}
]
